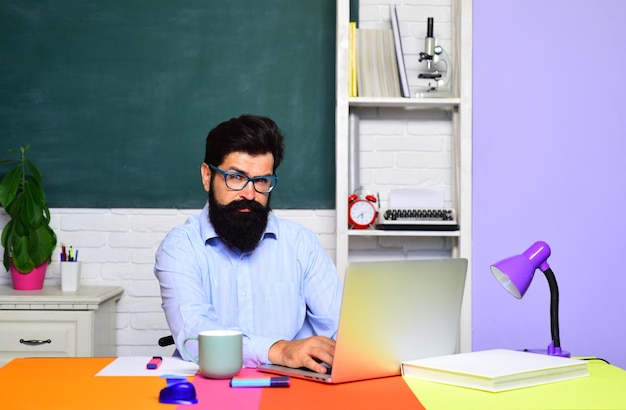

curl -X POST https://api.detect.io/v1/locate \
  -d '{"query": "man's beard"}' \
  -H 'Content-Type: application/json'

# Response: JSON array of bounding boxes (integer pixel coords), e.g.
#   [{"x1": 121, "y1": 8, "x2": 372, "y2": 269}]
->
[{"x1": 208, "y1": 189, "x2": 270, "y2": 253}]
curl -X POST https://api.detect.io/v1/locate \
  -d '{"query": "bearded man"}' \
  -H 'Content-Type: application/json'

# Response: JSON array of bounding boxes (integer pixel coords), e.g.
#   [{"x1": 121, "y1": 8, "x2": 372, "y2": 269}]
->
[{"x1": 154, "y1": 115, "x2": 342, "y2": 373}]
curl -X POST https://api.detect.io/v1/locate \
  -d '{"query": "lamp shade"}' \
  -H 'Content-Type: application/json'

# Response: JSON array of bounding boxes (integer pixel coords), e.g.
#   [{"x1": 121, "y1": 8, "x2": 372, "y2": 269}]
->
[{"x1": 490, "y1": 241, "x2": 551, "y2": 299}]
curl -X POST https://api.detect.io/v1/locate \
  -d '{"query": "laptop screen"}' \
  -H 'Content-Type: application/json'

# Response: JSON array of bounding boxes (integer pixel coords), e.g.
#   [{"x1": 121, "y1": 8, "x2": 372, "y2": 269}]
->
[
  {"x1": 257, "y1": 258, "x2": 468, "y2": 384},
  {"x1": 329, "y1": 258, "x2": 468, "y2": 383}
]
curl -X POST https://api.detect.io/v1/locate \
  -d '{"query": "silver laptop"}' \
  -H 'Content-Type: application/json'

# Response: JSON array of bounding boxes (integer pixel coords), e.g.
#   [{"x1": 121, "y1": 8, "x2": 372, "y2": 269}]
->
[{"x1": 257, "y1": 258, "x2": 468, "y2": 384}]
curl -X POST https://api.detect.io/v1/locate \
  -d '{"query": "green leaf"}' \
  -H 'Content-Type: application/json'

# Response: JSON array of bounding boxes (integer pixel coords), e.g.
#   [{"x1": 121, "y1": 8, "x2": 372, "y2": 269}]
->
[
  {"x1": 2, "y1": 246, "x2": 10, "y2": 271},
  {"x1": 11, "y1": 217, "x2": 26, "y2": 238},
  {"x1": 47, "y1": 224, "x2": 57, "y2": 249},
  {"x1": 1, "y1": 219, "x2": 14, "y2": 250},
  {"x1": 1, "y1": 219, "x2": 15, "y2": 271},
  {"x1": 23, "y1": 182, "x2": 44, "y2": 228},
  {"x1": 42, "y1": 206, "x2": 52, "y2": 226},
  {"x1": 0, "y1": 166, "x2": 21, "y2": 208},
  {"x1": 0, "y1": 219, "x2": 12, "y2": 248},
  {"x1": 25, "y1": 158, "x2": 42, "y2": 185},
  {"x1": 5, "y1": 191, "x2": 24, "y2": 219},
  {"x1": 11, "y1": 233, "x2": 35, "y2": 273},
  {"x1": 27, "y1": 224, "x2": 56, "y2": 266},
  {"x1": 26, "y1": 176, "x2": 46, "y2": 207}
]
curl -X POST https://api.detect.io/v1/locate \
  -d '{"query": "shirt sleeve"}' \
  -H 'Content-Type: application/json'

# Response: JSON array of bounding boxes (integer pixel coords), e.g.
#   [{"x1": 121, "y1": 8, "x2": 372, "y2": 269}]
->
[{"x1": 298, "y1": 229, "x2": 343, "y2": 341}]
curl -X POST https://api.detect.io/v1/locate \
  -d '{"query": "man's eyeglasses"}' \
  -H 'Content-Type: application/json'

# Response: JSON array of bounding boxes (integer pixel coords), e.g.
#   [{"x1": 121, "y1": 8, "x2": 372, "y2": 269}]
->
[{"x1": 208, "y1": 164, "x2": 278, "y2": 193}]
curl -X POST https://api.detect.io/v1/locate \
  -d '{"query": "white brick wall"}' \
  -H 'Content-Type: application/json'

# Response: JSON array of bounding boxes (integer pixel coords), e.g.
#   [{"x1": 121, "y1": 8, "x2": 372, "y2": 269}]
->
[
  {"x1": 0, "y1": 208, "x2": 336, "y2": 357},
  {"x1": 358, "y1": 108, "x2": 454, "y2": 208}
]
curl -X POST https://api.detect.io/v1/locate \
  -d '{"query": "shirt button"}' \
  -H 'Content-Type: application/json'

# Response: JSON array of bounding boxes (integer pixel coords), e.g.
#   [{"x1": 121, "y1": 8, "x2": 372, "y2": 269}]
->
[{"x1": 242, "y1": 291, "x2": 247, "y2": 297}]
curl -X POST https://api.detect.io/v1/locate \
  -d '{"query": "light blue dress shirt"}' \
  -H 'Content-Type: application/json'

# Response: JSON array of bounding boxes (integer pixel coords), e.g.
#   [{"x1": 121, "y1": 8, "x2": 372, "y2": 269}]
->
[{"x1": 154, "y1": 203, "x2": 342, "y2": 367}]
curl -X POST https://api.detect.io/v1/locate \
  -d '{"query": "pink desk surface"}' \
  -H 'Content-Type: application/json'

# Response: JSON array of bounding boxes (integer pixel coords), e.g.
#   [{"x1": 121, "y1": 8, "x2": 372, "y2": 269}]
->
[{"x1": 190, "y1": 367, "x2": 422, "y2": 410}]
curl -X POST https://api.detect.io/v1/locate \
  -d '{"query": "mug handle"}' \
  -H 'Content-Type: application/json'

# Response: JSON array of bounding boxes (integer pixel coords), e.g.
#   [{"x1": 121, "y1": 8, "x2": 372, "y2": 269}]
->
[{"x1": 181, "y1": 336, "x2": 199, "y2": 363}]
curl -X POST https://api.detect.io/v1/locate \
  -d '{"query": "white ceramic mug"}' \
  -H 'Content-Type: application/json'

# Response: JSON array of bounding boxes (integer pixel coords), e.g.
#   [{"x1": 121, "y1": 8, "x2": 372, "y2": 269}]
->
[{"x1": 181, "y1": 330, "x2": 243, "y2": 379}]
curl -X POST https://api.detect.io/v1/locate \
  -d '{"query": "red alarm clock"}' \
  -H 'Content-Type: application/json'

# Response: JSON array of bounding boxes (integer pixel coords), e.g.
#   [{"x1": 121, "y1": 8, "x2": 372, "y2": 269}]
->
[{"x1": 348, "y1": 191, "x2": 378, "y2": 229}]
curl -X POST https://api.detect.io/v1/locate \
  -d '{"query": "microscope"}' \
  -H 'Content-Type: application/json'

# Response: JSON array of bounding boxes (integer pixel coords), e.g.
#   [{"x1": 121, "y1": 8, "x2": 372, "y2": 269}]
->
[{"x1": 416, "y1": 17, "x2": 452, "y2": 98}]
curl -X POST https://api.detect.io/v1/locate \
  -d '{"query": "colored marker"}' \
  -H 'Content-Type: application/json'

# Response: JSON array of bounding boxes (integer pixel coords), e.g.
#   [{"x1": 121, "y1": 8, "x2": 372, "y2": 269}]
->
[
  {"x1": 230, "y1": 376, "x2": 290, "y2": 388},
  {"x1": 147, "y1": 356, "x2": 163, "y2": 369}
]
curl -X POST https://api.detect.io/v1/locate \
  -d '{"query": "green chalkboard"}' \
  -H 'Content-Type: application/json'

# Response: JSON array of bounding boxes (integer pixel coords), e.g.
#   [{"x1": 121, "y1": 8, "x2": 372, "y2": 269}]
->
[{"x1": 0, "y1": 0, "x2": 336, "y2": 209}]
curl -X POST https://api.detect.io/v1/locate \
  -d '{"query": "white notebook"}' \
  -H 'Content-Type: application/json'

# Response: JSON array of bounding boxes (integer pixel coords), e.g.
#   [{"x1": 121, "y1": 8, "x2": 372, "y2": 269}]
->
[{"x1": 402, "y1": 349, "x2": 590, "y2": 392}]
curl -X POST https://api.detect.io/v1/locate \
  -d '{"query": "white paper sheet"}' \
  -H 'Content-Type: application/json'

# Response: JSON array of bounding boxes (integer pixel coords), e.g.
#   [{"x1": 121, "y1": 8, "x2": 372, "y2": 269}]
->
[
  {"x1": 389, "y1": 188, "x2": 445, "y2": 209},
  {"x1": 96, "y1": 356, "x2": 198, "y2": 377}
]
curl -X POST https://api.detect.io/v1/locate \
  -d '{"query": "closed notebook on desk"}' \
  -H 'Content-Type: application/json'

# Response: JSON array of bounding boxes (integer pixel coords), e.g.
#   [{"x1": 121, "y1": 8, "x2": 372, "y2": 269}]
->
[{"x1": 402, "y1": 349, "x2": 590, "y2": 392}]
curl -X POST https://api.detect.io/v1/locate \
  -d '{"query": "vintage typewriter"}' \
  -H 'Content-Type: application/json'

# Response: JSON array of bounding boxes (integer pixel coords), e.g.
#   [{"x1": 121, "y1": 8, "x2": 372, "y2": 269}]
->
[{"x1": 375, "y1": 207, "x2": 458, "y2": 231}]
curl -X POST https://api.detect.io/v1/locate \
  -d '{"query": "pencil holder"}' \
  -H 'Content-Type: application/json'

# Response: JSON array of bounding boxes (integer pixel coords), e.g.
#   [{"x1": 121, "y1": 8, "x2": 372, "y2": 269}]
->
[{"x1": 61, "y1": 261, "x2": 81, "y2": 292}]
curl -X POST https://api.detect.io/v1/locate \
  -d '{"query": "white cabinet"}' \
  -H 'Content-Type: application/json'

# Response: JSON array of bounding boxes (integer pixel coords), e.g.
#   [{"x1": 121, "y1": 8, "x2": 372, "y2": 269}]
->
[
  {"x1": 334, "y1": 0, "x2": 472, "y2": 352},
  {"x1": 0, "y1": 286, "x2": 123, "y2": 366}
]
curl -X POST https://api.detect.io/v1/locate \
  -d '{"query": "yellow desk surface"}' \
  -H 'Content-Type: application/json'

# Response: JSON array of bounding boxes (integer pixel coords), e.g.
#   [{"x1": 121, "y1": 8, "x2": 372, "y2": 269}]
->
[{"x1": 1, "y1": 357, "x2": 625, "y2": 409}]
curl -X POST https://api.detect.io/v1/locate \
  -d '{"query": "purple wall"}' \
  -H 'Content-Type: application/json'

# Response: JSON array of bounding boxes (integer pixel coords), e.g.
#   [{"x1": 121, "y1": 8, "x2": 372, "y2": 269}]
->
[{"x1": 473, "y1": 0, "x2": 626, "y2": 369}]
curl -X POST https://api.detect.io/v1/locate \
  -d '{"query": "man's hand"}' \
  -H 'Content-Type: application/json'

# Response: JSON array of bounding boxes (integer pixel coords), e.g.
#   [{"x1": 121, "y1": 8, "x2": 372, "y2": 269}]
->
[{"x1": 268, "y1": 336, "x2": 335, "y2": 374}]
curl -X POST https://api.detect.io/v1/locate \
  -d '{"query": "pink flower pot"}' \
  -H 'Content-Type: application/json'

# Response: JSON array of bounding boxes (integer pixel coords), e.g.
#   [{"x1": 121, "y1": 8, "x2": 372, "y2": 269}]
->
[{"x1": 10, "y1": 261, "x2": 48, "y2": 290}]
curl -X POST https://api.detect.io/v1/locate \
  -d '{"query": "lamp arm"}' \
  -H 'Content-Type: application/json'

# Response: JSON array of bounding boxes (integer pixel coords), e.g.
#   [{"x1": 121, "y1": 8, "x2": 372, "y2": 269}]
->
[{"x1": 541, "y1": 267, "x2": 561, "y2": 348}]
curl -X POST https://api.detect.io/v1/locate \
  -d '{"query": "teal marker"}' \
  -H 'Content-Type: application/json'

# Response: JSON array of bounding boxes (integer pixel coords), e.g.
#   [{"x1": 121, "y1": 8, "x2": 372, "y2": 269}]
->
[{"x1": 230, "y1": 376, "x2": 290, "y2": 388}]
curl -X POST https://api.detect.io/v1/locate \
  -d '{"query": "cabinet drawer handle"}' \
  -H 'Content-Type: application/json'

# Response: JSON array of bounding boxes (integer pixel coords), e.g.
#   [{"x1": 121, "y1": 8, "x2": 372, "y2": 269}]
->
[{"x1": 19, "y1": 338, "x2": 52, "y2": 346}]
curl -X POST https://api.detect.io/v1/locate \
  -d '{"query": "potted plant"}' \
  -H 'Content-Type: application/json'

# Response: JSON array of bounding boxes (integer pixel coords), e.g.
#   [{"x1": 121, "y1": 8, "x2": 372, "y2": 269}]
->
[{"x1": 0, "y1": 145, "x2": 57, "y2": 290}]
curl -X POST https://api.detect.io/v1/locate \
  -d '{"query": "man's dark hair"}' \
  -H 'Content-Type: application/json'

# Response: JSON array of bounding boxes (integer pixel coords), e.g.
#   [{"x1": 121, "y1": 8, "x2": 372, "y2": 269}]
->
[{"x1": 204, "y1": 114, "x2": 285, "y2": 173}]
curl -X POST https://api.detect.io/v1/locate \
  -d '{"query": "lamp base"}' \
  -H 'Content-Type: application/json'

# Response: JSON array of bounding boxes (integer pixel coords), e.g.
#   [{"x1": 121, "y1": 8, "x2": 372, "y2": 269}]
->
[
  {"x1": 521, "y1": 341, "x2": 570, "y2": 357},
  {"x1": 521, "y1": 348, "x2": 571, "y2": 357}
]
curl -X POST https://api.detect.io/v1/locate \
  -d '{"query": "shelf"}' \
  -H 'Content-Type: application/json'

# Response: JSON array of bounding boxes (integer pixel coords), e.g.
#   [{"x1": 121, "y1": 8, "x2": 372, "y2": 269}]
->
[
  {"x1": 336, "y1": 0, "x2": 472, "y2": 353},
  {"x1": 348, "y1": 229, "x2": 460, "y2": 237},
  {"x1": 348, "y1": 97, "x2": 460, "y2": 109}
]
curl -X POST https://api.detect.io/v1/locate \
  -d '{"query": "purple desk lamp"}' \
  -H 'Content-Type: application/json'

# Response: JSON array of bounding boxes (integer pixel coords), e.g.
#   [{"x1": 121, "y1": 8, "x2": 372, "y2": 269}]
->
[{"x1": 490, "y1": 241, "x2": 570, "y2": 357}]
